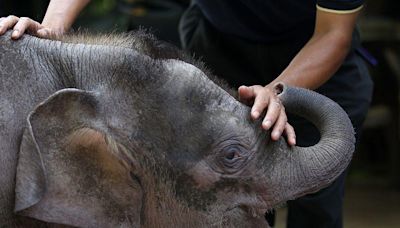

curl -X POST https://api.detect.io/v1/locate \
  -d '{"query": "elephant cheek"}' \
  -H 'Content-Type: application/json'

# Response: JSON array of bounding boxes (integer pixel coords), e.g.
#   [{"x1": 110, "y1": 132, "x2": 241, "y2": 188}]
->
[{"x1": 186, "y1": 161, "x2": 221, "y2": 189}]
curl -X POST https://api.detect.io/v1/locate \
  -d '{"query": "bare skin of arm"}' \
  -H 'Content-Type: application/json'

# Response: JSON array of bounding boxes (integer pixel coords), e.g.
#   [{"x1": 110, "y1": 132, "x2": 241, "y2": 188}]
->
[
  {"x1": 270, "y1": 9, "x2": 360, "y2": 89},
  {"x1": 238, "y1": 8, "x2": 361, "y2": 145},
  {"x1": 0, "y1": 0, "x2": 90, "y2": 38}
]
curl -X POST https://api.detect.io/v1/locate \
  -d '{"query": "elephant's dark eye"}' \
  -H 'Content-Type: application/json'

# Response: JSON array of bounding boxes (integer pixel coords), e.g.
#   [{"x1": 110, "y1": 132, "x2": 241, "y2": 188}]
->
[
  {"x1": 220, "y1": 145, "x2": 248, "y2": 172},
  {"x1": 224, "y1": 147, "x2": 241, "y2": 161}
]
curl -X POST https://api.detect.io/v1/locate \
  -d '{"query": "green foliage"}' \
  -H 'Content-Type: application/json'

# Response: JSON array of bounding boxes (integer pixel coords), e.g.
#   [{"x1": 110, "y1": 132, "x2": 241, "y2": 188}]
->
[
  {"x1": 74, "y1": 0, "x2": 130, "y2": 33},
  {"x1": 83, "y1": 0, "x2": 117, "y2": 16}
]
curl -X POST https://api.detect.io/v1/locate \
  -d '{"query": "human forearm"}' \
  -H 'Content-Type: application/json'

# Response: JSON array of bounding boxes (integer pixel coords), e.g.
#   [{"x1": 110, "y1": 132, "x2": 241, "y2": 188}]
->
[
  {"x1": 42, "y1": 0, "x2": 91, "y2": 33},
  {"x1": 270, "y1": 9, "x2": 359, "y2": 90},
  {"x1": 271, "y1": 31, "x2": 351, "y2": 90}
]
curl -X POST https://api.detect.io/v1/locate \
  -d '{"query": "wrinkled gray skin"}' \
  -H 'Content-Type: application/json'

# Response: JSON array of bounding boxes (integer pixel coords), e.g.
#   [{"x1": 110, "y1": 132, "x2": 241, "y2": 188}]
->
[{"x1": 0, "y1": 30, "x2": 355, "y2": 227}]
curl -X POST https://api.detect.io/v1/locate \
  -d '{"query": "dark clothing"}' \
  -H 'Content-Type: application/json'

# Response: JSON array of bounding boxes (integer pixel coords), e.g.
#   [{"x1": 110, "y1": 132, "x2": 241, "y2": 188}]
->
[
  {"x1": 318, "y1": 0, "x2": 364, "y2": 10},
  {"x1": 179, "y1": 3, "x2": 373, "y2": 228},
  {"x1": 180, "y1": 3, "x2": 373, "y2": 110},
  {"x1": 194, "y1": 0, "x2": 364, "y2": 42}
]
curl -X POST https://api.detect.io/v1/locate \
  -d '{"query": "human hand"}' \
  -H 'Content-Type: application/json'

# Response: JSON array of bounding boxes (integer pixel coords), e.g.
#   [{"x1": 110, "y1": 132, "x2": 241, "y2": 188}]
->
[
  {"x1": 238, "y1": 84, "x2": 296, "y2": 146},
  {"x1": 0, "y1": 15, "x2": 61, "y2": 39}
]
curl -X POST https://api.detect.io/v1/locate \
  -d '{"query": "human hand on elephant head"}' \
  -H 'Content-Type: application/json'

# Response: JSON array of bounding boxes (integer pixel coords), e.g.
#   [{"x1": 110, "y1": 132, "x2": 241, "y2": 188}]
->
[
  {"x1": 238, "y1": 83, "x2": 296, "y2": 146},
  {"x1": 0, "y1": 15, "x2": 61, "y2": 39}
]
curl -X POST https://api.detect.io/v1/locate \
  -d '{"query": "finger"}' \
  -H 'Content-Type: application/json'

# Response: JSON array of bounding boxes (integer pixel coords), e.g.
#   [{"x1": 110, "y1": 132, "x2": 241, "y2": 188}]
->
[
  {"x1": 284, "y1": 123, "x2": 296, "y2": 146},
  {"x1": 261, "y1": 97, "x2": 282, "y2": 129},
  {"x1": 250, "y1": 86, "x2": 270, "y2": 120},
  {"x1": 238, "y1": 85, "x2": 255, "y2": 106},
  {"x1": 0, "y1": 19, "x2": 5, "y2": 34},
  {"x1": 36, "y1": 28, "x2": 52, "y2": 38},
  {"x1": 270, "y1": 108, "x2": 287, "y2": 140},
  {"x1": 0, "y1": 15, "x2": 19, "y2": 34},
  {"x1": 0, "y1": 17, "x2": 5, "y2": 33},
  {"x1": 12, "y1": 17, "x2": 41, "y2": 39}
]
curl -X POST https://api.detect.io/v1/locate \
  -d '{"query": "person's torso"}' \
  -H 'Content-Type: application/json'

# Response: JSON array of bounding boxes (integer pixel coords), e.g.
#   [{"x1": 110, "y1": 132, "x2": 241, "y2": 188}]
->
[
  {"x1": 194, "y1": 0, "x2": 317, "y2": 42},
  {"x1": 194, "y1": 0, "x2": 364, "y2": 43}
]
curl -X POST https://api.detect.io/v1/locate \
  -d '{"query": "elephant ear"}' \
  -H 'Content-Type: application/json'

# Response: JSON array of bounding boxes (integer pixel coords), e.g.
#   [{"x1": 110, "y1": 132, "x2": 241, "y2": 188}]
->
[{"x1": 15, "y1": 89, "x2": 143, "y2": 227}]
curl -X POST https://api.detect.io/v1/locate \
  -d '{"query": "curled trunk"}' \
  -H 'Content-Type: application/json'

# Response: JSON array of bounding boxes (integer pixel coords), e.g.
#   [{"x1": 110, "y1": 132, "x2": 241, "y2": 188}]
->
[{"x1": 270, "y1": 83, "x2": 355, "y2": 203}]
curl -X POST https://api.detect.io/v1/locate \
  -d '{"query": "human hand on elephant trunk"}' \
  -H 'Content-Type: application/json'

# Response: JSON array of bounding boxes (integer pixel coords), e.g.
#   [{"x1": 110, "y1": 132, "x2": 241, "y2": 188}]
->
[{"x1": 239, "y1": 84, "x2": 297, "y2": 146}]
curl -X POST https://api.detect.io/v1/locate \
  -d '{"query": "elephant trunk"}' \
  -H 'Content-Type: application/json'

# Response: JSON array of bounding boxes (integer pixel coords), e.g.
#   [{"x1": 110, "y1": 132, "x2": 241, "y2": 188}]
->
[{"x1": 268, "y1": 83, "x2": 355, "y2": 204}]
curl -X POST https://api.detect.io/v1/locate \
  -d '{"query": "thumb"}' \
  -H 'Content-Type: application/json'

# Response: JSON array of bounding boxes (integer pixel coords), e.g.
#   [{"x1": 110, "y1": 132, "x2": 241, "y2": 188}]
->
[
  {"x1": 238, "y1": 85, "x2": 255, "y2": 102},
  {"x1": 238, "y1": 86, "x2": 254, "y2": 98}
]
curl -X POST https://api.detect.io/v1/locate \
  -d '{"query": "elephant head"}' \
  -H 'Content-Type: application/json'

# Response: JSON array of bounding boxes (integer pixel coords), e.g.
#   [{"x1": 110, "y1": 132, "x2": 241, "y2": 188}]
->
[{"x1": 9, "y1": 32, "x2": 354, "y2": 227}]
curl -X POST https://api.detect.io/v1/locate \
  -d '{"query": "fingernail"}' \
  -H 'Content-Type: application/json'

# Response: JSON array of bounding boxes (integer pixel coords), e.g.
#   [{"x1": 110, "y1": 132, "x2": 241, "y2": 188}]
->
[
  {"x1": 12, "y1": 30, "x2": 19, "y2": 37},
  {"x1": 252, "y1": 111, "x2": 260, "y2": 119},
  {"x1": 262, "y1": 120, "x2": 272, "y2": 129},
  {"x1": 272, "y1": 131, "x2": 280, "y2": 139}
]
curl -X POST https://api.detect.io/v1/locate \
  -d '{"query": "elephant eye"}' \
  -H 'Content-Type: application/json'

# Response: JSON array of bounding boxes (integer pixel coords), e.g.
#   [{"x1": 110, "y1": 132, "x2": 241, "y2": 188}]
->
[
  {"x1": 224, "y1": 147, "x2": 241, "y2": 161},
  {"x1": 220, "y1": 145, "x2": 247, "y2": 171}
]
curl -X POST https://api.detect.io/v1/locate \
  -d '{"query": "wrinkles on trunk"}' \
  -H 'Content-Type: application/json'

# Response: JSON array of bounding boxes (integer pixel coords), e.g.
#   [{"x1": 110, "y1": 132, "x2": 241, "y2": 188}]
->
[{"x1": 268, "y1": 84, "x2": 355, "y2": 205}]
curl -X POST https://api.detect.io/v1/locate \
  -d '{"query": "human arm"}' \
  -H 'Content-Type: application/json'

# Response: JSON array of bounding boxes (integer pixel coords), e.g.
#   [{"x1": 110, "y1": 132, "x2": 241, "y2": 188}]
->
[
  {"x1": 239, "y1": 6, "x2": 362, "y2": 145},
  {"x1": 269, "y1": 7, "x2": 361, "y2": 89},
  {"x1": 0, "y1": 0, "x2": 90, "y2": 39}
]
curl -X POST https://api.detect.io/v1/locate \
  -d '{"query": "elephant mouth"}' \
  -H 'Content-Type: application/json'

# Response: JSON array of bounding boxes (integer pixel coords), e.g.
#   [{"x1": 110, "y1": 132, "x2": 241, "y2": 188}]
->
[{"x1": 221, "y1": 204, "x2": 270, "y2": 227}]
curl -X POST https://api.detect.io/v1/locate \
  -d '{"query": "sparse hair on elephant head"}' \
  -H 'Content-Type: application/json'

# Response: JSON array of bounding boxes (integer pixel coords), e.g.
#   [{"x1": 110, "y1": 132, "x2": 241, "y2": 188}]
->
[{"x1": 0, "y1": 30, "x2": 355, "y2": 227}]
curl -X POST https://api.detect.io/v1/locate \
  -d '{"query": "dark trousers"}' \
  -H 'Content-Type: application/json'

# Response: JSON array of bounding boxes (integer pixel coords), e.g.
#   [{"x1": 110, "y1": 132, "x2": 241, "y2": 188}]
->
[{"x1": 179, "y1": 4, "x2": 373, "y2": 228}]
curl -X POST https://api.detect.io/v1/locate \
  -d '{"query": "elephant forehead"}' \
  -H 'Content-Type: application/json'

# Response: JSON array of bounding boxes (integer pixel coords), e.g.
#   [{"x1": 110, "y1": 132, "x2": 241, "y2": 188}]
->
[
  {"x1": 0, "y1": 99, "x2": 15, "y2": 128},
  {"x1": 161, "y1": 59, "x2": 239, "y2": 112}
]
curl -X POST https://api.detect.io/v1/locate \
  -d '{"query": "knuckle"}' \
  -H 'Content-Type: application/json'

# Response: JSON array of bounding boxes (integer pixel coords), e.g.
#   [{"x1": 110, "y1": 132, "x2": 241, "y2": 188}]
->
[
  {"x1": 19, "y1": 17, "x2": 32, "y2": 25},
  {"x1": 282, "y1": 114, "x2": 287, "y2": 123},
  {"x1": 7, "y1": 15, "x2": 18, "y2": 20},
  {"x1": 264, "y1": 87, "x2": 271, "y2": 94},
  {"x1": 279, "y1": 120, "x2": 286, "y2": 129},
  {"x1": 256, "y1": 85, "x2": 268, "y2": 93},
  {"x1": 272, "y1": 100, "x2": 281, "y2": 109},
  {"x1": 252, "y1": 87, "x2": 261, "y2": 95},
  {"x1": 255, "y1": 97, "x2": 268, "y2": 107},
  {"x1": 19, "y1": 17, "x2": 28, "y2": 22},
  {"x1": 280, "y1": 108, "x2": 287, "y2": 117}
]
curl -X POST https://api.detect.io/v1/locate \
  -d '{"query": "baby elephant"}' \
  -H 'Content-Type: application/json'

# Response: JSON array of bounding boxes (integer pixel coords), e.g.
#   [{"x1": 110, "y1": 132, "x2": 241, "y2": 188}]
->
[{"x1": 0, "y1": 30, "x2": 355, "y2": 227}]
